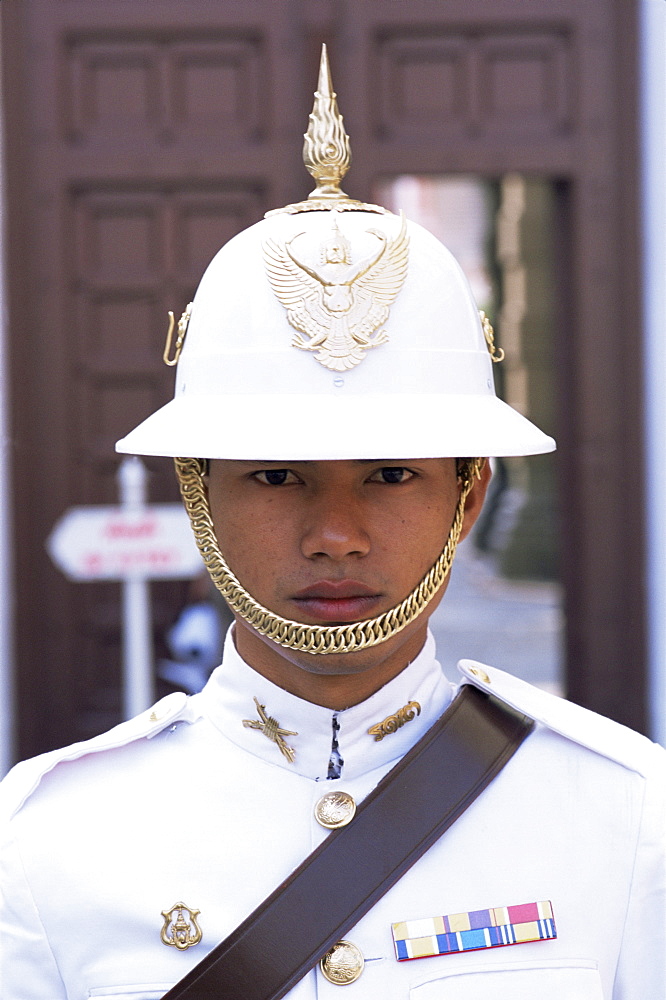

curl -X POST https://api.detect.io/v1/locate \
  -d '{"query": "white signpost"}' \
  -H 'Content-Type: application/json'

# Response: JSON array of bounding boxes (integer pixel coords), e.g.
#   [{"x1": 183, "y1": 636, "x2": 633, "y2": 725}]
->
[{"x1": 47, "y1": 457, "x2": 204, "y2": 719}]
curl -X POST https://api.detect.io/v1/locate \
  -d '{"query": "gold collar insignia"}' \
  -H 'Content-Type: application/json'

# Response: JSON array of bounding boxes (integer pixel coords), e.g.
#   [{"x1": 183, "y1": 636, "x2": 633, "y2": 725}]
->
[
  {"x1": 243, "y1": 696, "x2": 298, "y2": 763},
  {"x1": 368, "y1": 700, "x2": 421, "y2": 742}
]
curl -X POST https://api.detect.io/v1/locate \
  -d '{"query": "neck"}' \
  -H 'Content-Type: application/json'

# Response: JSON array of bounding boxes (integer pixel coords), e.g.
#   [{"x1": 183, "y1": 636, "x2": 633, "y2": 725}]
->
[{"x1": 232, "y1": 617, "x2": 432, "y2": 710}]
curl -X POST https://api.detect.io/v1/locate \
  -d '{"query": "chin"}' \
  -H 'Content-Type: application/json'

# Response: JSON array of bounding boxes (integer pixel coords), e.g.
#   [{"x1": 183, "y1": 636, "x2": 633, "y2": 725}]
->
[{"x1": 268, "y1": 619, "x2": 431, "y2": 677}]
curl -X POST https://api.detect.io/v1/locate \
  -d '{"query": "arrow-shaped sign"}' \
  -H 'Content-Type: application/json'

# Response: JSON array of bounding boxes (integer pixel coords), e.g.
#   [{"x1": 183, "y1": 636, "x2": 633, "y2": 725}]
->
[{"x1": 47, "y1": 503, "x2": 203, "y2": 581}]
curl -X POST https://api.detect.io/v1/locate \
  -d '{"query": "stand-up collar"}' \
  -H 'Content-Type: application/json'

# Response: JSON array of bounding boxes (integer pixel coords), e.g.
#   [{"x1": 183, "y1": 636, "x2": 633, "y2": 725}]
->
[{"x1": 195, "y1": 629, "x2": 455, "y2": 780}]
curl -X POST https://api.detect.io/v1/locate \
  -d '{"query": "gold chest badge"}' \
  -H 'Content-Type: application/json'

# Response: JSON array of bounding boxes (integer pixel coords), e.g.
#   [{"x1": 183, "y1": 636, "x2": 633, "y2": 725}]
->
[
  {"x1": 264, "y1": 211, "x2": 409, "y2": 372},
  {"x1": 160, "y1": 902, "x2": 202, "y2": 951}
]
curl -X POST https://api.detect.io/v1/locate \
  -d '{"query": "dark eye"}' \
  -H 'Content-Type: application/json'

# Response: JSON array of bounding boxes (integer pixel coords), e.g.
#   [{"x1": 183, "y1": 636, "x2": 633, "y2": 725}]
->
[
  {"x1": 368, "y1": 467, "x2": 414, "y2": 484},
  {"x1": 253, "y1": 469, "x2": 298, "y2": 486}
]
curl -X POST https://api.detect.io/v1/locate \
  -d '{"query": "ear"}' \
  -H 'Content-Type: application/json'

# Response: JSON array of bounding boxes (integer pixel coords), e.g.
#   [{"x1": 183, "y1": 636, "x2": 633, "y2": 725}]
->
[{"x1": 459, "y1": 459, "x2": 492, "y2": 542}]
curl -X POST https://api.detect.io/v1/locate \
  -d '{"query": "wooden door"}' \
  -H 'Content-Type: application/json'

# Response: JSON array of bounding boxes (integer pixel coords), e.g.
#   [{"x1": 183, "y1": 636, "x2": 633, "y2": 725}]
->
[
  {"x1": 328, "y1": 1, "x2": 645, "y2": 732},
  {"x1": 2, "y1": 0, "x2": 646, "y2": 760}
]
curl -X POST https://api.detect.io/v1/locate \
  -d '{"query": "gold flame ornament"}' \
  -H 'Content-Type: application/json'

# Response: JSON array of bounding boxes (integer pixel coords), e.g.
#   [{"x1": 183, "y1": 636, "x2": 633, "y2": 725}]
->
[
  {"x1": 303, "y1": 43, "x2": 352, "y2": 204},
  {"x1": 267, "y1": 44, "x2": 388, "y2": 217},
  {"x1": 264, "y1": 211, "x2": 409, "y2": 372},
  {"x1": 160, "y1": 902, "x2": 202, "y2": 951}
]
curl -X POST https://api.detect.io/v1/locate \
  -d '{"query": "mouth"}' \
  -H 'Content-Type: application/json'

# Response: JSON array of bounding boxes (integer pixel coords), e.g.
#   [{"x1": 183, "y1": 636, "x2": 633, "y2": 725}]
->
[{"x1": 291, "y1": 580, "x2": 384, "y2": 624}]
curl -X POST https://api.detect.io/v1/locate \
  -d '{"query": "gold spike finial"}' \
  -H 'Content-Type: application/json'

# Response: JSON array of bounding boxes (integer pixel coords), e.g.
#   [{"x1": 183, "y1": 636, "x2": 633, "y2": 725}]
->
[
  {"x1": 265, "y1": 44, "x2": 388, "y2": 217},
  {"x1": 303, "y1": 44, "x2": 351, "y2": 203}
]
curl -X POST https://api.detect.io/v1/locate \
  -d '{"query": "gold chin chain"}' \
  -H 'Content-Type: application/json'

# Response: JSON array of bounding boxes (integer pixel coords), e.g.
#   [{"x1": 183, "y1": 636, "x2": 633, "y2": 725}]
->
[{"x1": 174, "y1": 456, "x2": 482, "y2": 655}]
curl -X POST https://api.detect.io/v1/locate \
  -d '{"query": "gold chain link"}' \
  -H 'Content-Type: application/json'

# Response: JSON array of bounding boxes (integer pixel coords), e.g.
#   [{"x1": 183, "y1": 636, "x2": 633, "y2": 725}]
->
[{"x1": 174, "y1": 456, "x2": 481, "y2": 655}]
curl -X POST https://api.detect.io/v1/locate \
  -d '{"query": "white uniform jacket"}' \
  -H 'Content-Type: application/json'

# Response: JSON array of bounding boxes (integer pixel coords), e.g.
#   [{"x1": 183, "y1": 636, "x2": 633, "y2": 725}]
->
[{"x1": 1, "y1": 631, "x2": 665, "y2": 1000}]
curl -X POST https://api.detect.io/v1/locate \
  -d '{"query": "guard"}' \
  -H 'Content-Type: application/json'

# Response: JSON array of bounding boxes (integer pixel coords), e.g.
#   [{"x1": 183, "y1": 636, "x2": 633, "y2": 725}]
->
[{"x1": 1, "y1": 47, "x2": 664, "y2": 1000}]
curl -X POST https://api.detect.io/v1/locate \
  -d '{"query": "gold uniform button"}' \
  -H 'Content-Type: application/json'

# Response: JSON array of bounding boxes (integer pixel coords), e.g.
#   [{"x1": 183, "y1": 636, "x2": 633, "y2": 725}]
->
[
  {"x1": 320, "y1": 940, "x2": 364, "y2": 984},
  {"x1": 468, "y1": 667, "x2": 491, "y2": 684},
  {"x1": 314, "y1": 791, "x2": 356, "y2": 829}
]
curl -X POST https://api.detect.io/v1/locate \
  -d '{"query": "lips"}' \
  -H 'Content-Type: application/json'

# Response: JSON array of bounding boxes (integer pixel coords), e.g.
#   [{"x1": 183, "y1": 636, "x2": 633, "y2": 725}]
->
[{"x1": 291, "y1": 580, "x2": 383, "y2": 623}]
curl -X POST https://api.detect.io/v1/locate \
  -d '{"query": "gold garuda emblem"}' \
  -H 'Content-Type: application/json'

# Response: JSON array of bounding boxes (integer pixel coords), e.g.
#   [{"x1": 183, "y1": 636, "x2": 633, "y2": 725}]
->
[{"x1": 264, "y1": 211, "x2": 409, "y2": 372}]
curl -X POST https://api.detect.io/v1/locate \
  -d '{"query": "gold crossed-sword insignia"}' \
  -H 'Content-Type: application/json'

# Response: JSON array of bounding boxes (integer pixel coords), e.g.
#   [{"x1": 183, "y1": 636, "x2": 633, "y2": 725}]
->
[{"x1": 243, "y1": 696, "x2": 298, "y2": 762}]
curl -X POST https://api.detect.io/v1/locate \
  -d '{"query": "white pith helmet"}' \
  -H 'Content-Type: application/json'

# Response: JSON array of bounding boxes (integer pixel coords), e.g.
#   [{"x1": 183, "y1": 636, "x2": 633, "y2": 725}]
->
[{"x1": 116, "y1": 49, "x2": 555, "y2": 463}]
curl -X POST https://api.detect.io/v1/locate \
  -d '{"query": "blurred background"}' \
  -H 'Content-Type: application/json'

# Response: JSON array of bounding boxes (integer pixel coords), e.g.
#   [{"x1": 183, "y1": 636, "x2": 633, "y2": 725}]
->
[{"x1": 0, "y1": 0, "x2": 664, "y2": 772}]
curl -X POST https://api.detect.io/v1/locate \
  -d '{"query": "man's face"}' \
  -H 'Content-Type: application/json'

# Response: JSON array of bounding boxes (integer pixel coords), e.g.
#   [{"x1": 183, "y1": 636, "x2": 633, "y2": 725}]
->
[{"x1": 206, "y1": 458, "x2": 489, "y2": 707}]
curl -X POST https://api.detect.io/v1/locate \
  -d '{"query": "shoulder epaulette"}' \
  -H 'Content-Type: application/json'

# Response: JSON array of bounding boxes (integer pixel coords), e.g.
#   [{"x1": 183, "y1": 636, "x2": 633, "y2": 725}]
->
[
  {"x1": 0, "y1": 691, "x2": 198, "y2": 820},
  {"x1": 457, "y1": 660, "x2": 665, "y2": 777}
]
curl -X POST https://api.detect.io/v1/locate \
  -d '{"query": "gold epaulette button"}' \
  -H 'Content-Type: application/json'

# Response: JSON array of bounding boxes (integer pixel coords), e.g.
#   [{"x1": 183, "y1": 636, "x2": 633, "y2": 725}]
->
[{"x1": 468, "y1": 667, "x2": 491, "y2": 684}]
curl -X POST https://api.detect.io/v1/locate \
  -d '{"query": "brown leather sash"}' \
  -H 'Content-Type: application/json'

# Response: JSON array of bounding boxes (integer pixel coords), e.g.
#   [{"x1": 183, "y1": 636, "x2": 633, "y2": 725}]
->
[{"x1": 165, "y1": 683, "x2": 533, "y2": 1000}]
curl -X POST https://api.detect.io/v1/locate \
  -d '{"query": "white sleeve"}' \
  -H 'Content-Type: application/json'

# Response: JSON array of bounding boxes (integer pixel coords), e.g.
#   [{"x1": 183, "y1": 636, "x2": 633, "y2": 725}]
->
[
  {"x1": 0, "y1": 816, "x2": 68, "y2": 999},
  {"x1": 613, "y1": 745, "x2": 666, "y2": 999}
]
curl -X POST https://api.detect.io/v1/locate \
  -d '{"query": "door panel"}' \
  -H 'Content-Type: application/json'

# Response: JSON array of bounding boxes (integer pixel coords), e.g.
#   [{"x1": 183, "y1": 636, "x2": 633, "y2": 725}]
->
[{"x1": 2, "y1": 0, "x2": 646, "y2": 759}]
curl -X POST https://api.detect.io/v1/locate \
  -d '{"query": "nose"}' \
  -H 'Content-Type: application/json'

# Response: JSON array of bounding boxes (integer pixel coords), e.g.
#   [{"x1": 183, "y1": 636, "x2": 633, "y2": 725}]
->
[{"x1": 300, "y1": 490, "x2": 371, "y2": 561}]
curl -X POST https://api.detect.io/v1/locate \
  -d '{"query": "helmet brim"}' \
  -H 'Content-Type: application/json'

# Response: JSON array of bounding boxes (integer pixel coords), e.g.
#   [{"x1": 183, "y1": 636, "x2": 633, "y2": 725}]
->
[{"x1": 116, "y1": 392, "x2": 555, "y2": 460}]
